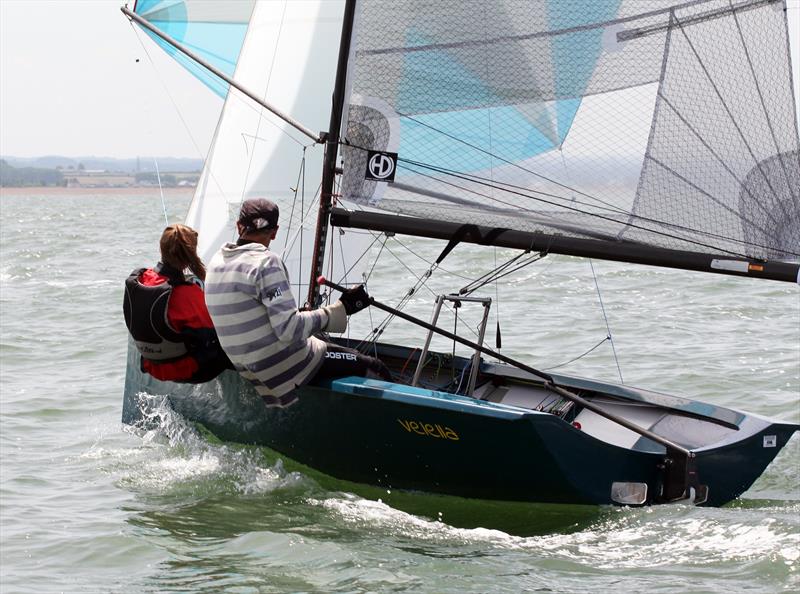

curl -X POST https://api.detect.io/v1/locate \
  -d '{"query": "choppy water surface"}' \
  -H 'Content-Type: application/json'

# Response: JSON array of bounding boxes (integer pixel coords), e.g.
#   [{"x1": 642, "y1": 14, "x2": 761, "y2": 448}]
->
[{"x1": 1, "y1": 190, "x2": 798, "y2": 593}]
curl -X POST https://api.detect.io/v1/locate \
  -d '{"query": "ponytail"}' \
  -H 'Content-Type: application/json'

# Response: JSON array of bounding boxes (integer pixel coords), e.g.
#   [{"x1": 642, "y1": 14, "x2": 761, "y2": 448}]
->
[{"x1": 160, "y1": 224, "x2": 206, "y2": 281}]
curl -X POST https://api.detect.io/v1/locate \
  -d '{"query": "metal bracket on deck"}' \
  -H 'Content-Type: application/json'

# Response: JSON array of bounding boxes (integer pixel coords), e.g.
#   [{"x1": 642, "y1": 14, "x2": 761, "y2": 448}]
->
[{"x1": 411, "y1": 294, "x2": 491, "y2": 396}]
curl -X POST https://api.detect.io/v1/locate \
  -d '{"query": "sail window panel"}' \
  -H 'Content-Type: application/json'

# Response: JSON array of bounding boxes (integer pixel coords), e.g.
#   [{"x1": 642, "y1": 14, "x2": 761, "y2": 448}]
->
[{"x1": 630, "y1": 0, "x2": 800, "y2": 259}]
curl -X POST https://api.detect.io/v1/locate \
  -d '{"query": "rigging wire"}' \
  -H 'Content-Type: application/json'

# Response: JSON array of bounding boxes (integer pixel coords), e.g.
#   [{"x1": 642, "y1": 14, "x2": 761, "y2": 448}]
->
[
  {"x1": 400, "y1": 155, "x2": 793, "y2": 257},
  {"x1": 494, "y1": 246, "x2": 501, "y2": 349},
  {"x1": 284, "y1": 148, "x2": 306, "y2": 250},
  {"x1": 378, "y1": 234, "x2": 473, "y2": 280},
  {"x1": 560, "y1": 145, "x2": 624, "y2": 383},
  {"x1": 355, "y1": 234, "x2": 496, "y2": 353},
  {"x1": 396, "y1": 158, "x2": 793, "y2": 259},
  {"x1": 363, "y1": 234, "x2": 389, "y2": 282},
  {"x1": 129, "y1": 22, "x2": 233, "y2": 219},
  {"x1": 129, "y1": 24, "x2": 208, "y2": 162},
  {"x1": 281, "y1": 180, "x2": 323, "y2": 264},
  {"x1": 480, "y1": 19, "x2": 503, "y2": 350},
  {"x1": 283, "y1": 148, "x2": 307, "y2": 296},
  {"x1": 452, "y1": 303, "x2": 459, "y2": 383},
  {"x1": 338, "y1": 119, "x2": 798, "y2": 259},
  {"x1": 458, "y1": 251, "x2": 545, "y2": 296},
  {"x1": 589, "y1": 259, "x2": 624, "y2": 384},
  {"x1": 543, "y1": 337, "x2": 610, "y2": 372},
  {"x1": 355, "y1": 245, "x2": 440, "y2": 350}
]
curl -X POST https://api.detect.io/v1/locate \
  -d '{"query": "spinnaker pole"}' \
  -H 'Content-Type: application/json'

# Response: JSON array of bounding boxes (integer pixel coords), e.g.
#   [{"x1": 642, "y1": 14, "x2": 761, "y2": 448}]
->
[
  {"x1": 306, "y1": 0, "x2": 358, "y2": 307},
  {"x1": 121, "y1": 6, "x2": 322, "y2": 144}
]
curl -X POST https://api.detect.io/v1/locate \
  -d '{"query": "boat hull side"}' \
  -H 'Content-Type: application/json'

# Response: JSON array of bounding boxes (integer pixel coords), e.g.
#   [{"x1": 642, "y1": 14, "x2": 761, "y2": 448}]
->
[{"x1": 123, "y1": 343, "x2": 797, "y2": 507}]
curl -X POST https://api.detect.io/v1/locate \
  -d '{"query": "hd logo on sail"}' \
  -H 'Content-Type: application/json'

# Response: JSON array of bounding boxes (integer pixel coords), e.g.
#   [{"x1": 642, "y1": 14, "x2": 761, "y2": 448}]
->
[{"x1": 365, "y1": 151, "x2": 398, "y2": 182}]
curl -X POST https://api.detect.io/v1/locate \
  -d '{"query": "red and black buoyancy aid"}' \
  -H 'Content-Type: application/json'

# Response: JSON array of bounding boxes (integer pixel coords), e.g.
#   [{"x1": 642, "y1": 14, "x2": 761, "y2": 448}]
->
[{"x1": 123, "y1": 265, "x2": 191, "y2": 362}]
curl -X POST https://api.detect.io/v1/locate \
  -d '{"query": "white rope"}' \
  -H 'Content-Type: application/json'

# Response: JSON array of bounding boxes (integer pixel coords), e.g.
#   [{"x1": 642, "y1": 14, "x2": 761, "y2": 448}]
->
[
  {"x1": 153, "y1": 158, "x2": 168, "y2": 225},
  {"x1": 130, "y1": 23, "x2": 208, "y2": 161}
]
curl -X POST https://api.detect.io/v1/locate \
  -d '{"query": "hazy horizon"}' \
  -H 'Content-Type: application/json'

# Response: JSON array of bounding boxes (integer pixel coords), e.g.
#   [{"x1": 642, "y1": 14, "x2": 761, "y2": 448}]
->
[{"x1": 0, "y1": 154, "x2": 204, "y2": 162}]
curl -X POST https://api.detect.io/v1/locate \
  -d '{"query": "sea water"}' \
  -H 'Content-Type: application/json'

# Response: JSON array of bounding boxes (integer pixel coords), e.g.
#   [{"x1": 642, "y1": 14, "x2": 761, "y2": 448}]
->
[{"x1": 0, "y1": 189, "x2": 797, "y2": 593}]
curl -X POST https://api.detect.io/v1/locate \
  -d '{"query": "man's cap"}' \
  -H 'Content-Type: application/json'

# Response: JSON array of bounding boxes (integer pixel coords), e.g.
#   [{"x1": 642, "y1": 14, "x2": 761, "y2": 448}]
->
[{"x1": 238, "y1": 198, "x2": 279, "y2": 233}]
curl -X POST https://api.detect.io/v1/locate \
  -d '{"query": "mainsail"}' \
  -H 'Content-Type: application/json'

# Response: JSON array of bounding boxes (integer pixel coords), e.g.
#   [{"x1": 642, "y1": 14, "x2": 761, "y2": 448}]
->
[{"x1": 339, "y1": 0, "x2": 800, "y2": 273}]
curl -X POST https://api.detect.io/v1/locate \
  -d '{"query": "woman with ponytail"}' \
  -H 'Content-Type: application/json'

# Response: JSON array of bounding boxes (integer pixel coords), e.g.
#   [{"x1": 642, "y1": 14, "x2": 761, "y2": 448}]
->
[{"x1": 123, "y1": 224, "x2": 232, "y2": 383}]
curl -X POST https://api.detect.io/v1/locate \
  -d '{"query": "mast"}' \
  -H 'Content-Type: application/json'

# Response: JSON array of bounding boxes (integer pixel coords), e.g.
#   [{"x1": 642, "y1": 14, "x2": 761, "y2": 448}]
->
[
  {"x1": 306, "y1": 0, "x2": 358, "y2": 307},
  {"x1": 330, "y1": 207, "x2": 800, "y2": 283}
]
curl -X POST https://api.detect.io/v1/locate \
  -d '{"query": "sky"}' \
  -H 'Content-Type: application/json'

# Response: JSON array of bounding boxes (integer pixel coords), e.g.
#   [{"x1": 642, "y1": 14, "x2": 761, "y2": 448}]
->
[
  {"x1": 0, "y1": 0, "x2": 222, "y2": 159},
  {"x1": 0, "y1": 0, "x2": 799, "y2": 160}
]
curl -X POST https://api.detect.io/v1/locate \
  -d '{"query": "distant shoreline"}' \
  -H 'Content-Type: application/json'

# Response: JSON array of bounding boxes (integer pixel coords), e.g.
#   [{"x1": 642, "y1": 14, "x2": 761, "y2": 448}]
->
[{"x1": 0, "y1": 186, "x2": 195, "y2": 195}]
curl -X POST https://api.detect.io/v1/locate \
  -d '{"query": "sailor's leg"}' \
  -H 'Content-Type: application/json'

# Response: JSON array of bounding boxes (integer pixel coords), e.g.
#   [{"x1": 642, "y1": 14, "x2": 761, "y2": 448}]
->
[{"x1": 314, "y1": 343, "x2": 392, "y2": 382}]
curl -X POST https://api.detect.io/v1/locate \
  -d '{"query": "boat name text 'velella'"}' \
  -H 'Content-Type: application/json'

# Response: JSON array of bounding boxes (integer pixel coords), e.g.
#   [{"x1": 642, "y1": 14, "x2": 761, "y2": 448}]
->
[{"x1": 397, "y1": 419, "x2": 459, "y2": 441}]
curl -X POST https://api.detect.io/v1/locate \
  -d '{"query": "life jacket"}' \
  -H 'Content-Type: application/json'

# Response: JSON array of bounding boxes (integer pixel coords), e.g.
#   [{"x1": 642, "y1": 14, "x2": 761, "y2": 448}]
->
[{"x1": 123, "y1": 265, "x2": 190, "y2": 362}]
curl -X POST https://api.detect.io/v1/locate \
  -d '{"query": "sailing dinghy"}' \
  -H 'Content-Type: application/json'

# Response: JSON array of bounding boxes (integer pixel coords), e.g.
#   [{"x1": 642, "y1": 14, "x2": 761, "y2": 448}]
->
[{"x1": 122, "y1": 0, "x2": 799, "y2": 508}]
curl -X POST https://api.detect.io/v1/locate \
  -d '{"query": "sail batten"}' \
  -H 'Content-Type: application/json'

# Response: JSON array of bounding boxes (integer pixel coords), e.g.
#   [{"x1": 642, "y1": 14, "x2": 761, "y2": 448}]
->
[{"x1": 340, "y1": 0, "x2": 799, "y2": 271}]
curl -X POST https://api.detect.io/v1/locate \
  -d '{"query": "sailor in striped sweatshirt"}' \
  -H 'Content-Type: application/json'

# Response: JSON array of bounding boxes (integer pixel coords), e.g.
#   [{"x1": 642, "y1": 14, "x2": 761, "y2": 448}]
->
[{"x1": 205, "y1": 198, "x2": 389, "y2": 407}]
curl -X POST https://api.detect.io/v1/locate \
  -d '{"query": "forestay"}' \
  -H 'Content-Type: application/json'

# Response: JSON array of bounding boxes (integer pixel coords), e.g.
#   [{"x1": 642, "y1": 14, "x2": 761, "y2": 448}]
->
[{"x1": 340, "y1": 0, "x2": 800, "y2": 263}]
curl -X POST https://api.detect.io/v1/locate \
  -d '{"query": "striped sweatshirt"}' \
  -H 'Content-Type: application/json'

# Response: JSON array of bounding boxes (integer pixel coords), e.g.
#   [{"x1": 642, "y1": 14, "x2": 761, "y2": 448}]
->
[{"x1": 204, "y1": 242, "x2": 327, "y2": 407}]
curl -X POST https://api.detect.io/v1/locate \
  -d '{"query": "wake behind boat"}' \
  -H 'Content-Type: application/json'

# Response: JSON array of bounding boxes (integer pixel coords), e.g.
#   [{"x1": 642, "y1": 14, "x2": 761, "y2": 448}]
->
[{"x1": 121, "y1": 0, "x2": 799, "y2": 512}]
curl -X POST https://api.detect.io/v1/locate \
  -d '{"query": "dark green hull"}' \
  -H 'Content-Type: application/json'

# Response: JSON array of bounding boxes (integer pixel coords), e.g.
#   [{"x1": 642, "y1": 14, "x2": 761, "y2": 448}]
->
[{"x1": 123, "y1": 342, "x2": 797, "y2": 509}]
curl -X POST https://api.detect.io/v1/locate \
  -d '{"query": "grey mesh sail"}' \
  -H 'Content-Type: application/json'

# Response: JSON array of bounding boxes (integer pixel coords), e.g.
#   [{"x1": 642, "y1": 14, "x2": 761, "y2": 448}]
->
[{"x1": 340, "y1": 0, "x2": 799, "y2": 263}]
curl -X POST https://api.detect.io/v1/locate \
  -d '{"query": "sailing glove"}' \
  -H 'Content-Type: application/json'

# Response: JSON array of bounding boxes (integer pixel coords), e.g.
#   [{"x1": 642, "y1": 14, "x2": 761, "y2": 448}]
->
[
  {"x1": 339, "y1": 284, "x2": 371, "y2": 315},
  {"x1": 323, "y1": 301, "x2": 347, "y2": 333}
]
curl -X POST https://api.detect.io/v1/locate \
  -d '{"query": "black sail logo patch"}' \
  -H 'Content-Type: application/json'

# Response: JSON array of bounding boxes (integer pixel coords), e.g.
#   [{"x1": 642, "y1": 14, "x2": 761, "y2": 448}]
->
[{"x1": 365, "y1": 151, "x2": 398, "y2": 182}]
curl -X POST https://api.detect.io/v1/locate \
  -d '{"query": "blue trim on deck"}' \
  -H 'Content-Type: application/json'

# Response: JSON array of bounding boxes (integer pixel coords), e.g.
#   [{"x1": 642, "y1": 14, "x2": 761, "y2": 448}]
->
[{"x1": 323, "y1": 377, "x2": 533, "y2": 420}]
